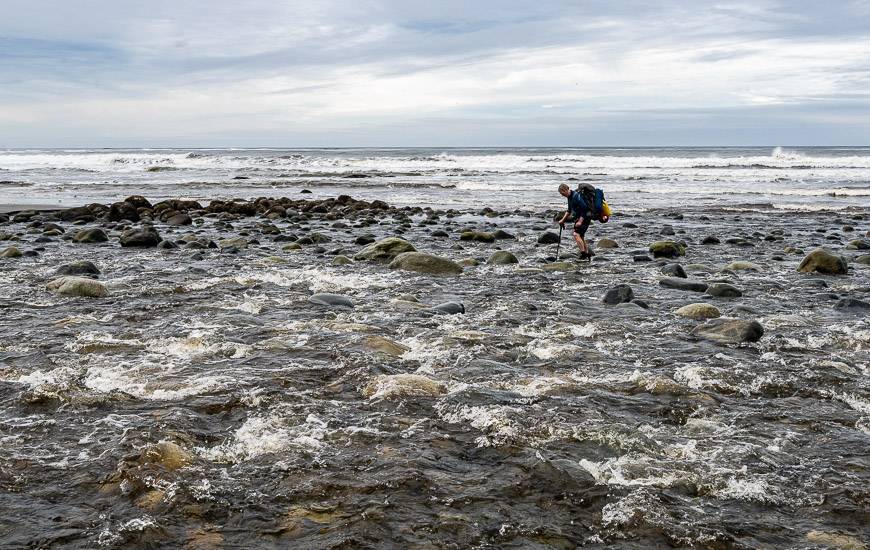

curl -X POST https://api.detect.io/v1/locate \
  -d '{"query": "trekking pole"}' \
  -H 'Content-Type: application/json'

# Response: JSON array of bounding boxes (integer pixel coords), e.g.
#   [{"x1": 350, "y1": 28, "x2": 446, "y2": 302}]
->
[{"x1": 556, "y1": 225, "x2": 563, "y2": 259}]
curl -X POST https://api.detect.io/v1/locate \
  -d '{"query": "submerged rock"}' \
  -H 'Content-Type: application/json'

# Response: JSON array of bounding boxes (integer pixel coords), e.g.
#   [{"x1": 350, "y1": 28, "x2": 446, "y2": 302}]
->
[
  {"x1": 363, "y1": 336, "x2": 410, "y2": 357},
  {"x1": 140, "y1": 441, "x2": 191, "y2": 471},
  {"x1": 354, "y1": 237, "x2": 416, "y2": 262},
  {"x1": 308, "y1": 293, "x2": 354, "y2": 308},
  {"x1": 362, "y1": 374, "x2": 445, "y2": 399},
  {"x1": 602, "y1": 284, "x2": 633, "y2": 305},
  {"x1": 835, "y1": 298, "x2": 870, "y2": 310},
  {"x1": 675, "y1": 303, "x2": 721, "y2": 319},
  {"x1": 46, "y1": 276, "x2": 108, "y2": 297},
  {"x1": 542, "y1": 262, "x2": 575, "y2": 271},
  {"x1": 389, "y1": 252, "x2": 463, "y2": 275},
  {"x1": 692, "y1": 318, "x2": 764, "y2": 344},
  {"x1": 659, "y1": 277, "x2": 708, "y2": 292},
  {"x1": 724, "y1": 261, "x2": 762, "y2": 271},
  {"x1": 218, "y1": 237, "x2": 248, "y2": 249},
  {"x1": 487, "y1": 251, "x2": 519, "y2": 265},
  {"x1": 429, "y1": 302, "x2": 465, "y2": 315},
  {"x1": 797, "y1": 248, "x2": 848, "y2": 275}
]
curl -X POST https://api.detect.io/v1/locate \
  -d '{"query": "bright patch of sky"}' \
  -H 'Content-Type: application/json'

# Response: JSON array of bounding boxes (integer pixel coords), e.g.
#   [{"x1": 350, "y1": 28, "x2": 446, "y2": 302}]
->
[{"x1": 1, "y1": 0, "x2": 868, "y2": 146}]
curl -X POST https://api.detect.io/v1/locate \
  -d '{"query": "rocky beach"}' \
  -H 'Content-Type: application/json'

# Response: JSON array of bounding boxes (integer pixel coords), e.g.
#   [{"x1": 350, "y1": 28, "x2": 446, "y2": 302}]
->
[{"x1": 0, "y1": 181, "x2": 868, "y2": 548}]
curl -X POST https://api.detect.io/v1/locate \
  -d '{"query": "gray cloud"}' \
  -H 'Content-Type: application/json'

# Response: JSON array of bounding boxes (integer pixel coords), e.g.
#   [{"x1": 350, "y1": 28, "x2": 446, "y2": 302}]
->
[{"x1": 0, "y1": 0, "x2": 868, "y2": 146}]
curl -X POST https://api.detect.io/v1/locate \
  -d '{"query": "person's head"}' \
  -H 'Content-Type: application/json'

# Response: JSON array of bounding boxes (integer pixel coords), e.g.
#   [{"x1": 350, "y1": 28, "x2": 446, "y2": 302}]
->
[{"x1": 558, "y1": 183, "x2": 570, "y2": 197}]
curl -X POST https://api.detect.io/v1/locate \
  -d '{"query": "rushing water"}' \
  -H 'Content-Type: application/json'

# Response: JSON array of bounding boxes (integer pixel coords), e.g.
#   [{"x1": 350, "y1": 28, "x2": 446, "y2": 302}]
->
[{"x1": 0, "y1": 148, "x2": 868, "y2": 548}]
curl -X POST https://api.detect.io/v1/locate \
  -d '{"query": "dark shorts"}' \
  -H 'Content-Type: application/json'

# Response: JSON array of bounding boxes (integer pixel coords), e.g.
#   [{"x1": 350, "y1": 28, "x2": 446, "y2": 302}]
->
[{"x1": 573, "y1": 216, "x2": 590, "y2": 237}]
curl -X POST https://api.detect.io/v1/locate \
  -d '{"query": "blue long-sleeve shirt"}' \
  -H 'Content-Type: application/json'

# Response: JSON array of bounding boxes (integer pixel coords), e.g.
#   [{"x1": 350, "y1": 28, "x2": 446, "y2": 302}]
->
[{"x1": 567, "y1": 190, "x2": 590, "y2": 219}]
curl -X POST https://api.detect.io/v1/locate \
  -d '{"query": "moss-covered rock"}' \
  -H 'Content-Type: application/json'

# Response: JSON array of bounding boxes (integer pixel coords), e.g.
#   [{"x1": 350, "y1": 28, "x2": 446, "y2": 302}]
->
[
  {"x1": 797, "y1": 248, "x2": 847, "y2": 275},
  {"x1": 354, "y1": 237, "x2": 416, "y2": 262},
  {"x1": 389, "y1": 252, "x2": 463, "y2": 275},
  {"x1": 649, "y1": 240, "x2": 686, "y2": 258}
]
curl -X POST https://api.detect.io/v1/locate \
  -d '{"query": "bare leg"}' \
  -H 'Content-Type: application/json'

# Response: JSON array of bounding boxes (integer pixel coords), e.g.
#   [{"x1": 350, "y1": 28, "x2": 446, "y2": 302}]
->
[
  {"x1": 573, "y1": 232, "x2": 587, "y2": 253},
  {"x1": 572, "y1": 218, "x2": 588, "y2": 254}
]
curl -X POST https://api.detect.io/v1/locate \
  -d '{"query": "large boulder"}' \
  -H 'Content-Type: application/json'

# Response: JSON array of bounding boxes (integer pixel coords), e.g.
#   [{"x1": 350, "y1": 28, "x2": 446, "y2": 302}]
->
[
  {"x1": 659, "y1": 277, "x2": 708, "y2": 292},
  {"x1": 675, "y1": 303, "x2": 721, "y2": 319},
  {"x1": 107, "y1": 201, "x2": 140, "y2": 222},
  {"x1": 73, "y1": 228, "x2": 109, "y2": 244},
  {"x1": 692, "y1": 318, "x2": 764, "y2": 344},
  {"x1": 56, "y1": 260, "x2": 100, "y2": 278},
  {"x1": 119, "y1": 227, "x2": 162, "y2": 247},
  {"x1": 538, "y1": 231, "x2": 561, "y2": 245},
  {"x1": 706, "y1": 283, "x2": 743, "y2": 298},
  {"x1": 460, "y1": 231, "x2": 495, "y2": 243},
  {"x1": 46, "y1": 276, "x2": 108, "y2": 298},
  {"x1": 602, "y1": 284, "x2": 634, "y2": 305},
  {"x1": 661, "y1": 263, "x2": 687, "y2": 278},
  {"x1": 487, "y1": 251, "x2": 519, "y2": 265},
  {"x1": 166, "y1": 213, "x2": 192, "y2": 226},
  {"x1": 649, "y1": 241, "x2": 686, "y2": 258},
  {"x1": 354, "y1": 237, "x2": 416, "y2": 263},
  {"x1": 124, "y1": 195, "x2": 154, "y2": 209},
  {"x1": 0, "y1": 246, "x2": 22, "y2": 258},
  {"x1": 389, "y1": 252, "x2": 463, "y2": 276},
  {"x1": 797, "y1": 248, "x2": 848, "y2": 275},
  {"x1": 846, "y1": 238, "x2": 870, "y2": 250}
]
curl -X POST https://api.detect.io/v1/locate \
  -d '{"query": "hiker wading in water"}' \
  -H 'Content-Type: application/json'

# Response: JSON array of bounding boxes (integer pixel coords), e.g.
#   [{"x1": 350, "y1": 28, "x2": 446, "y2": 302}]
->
[{"x1": 557, "y1": 183, "x2": 594, "y2": 259}]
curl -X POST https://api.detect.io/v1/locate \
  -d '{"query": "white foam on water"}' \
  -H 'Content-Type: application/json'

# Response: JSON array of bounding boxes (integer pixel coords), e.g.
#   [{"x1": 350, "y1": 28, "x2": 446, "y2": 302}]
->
[
  {"x1": 16, "y1": 367, "x2": 76, "y2": 390},
  {"x1": 199, "y1": 413, "x2": 327, "y2": 462},
  {"x1": 185, "y1": 265, "x2": 395, "y2": 294},
  {"x1": 435, "y1": 403, "x2": 523, "y2": 447},
  {"x1": 579, "y1": 455, "x2": 683, "y2": 488},
  {"x1": 82, "y1": 361, "x2": 230, "y2": 401},
  {"x1": 512, "y1": 376, "x2": 573, "y2": 397},
  {"x1": 712, "y1": 476, "x2": 776, "y2": 503},
  {"x1": 364, "y1": 374, "x2": 445, "y2": 400},
  {"x1": 398, "y1": 334, "x2": 460, "y2": 369},
  {"x1": 673, "y1": 365, "x2": 742, "y2": 393},
  {"x1": 835, "y1": 392, "x2": 870, "y2": 415},
  {"x1": 145, "y1": 331, "x2": 253, "y2": 360},
  {"x1": 524, "y1": 340, "x2": 582, "y2": 360}
]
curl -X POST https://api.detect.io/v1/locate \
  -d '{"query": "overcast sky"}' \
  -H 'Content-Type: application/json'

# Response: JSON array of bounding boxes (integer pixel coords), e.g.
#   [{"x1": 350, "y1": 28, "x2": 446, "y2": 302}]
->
[{"x1": 2, "y1": 0, "x2": 869, "y2": 147}]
